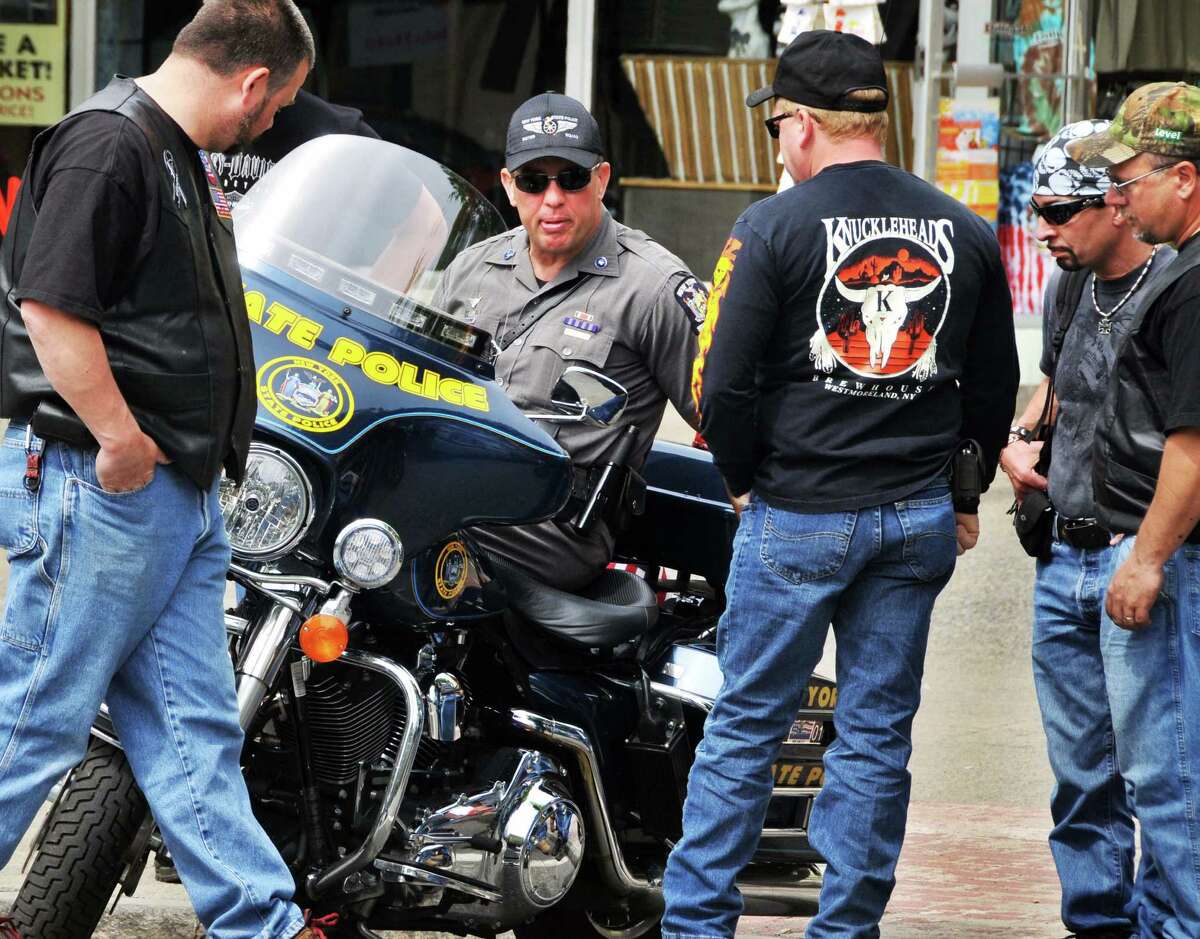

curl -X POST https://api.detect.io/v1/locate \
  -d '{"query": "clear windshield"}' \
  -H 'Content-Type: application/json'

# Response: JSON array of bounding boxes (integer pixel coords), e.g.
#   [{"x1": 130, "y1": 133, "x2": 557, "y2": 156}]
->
[{"x1": 234, "y1": 135, "x2": 505, "y2": 354}]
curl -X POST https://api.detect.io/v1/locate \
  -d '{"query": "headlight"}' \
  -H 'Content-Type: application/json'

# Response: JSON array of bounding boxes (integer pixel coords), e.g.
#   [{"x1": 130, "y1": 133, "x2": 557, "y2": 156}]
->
[
  {"x1": 219, "y1": 444, "x2": 315, "y2": 561},
  {"x1": 333, "y1": 519, "x2": 404, "y2": 589}
]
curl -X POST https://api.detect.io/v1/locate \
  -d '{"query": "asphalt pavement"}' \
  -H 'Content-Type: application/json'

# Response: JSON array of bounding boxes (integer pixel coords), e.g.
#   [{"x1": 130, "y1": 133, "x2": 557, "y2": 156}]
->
[{"x1": 0, "y1": 412, "x2": 1066, "y2": 937}]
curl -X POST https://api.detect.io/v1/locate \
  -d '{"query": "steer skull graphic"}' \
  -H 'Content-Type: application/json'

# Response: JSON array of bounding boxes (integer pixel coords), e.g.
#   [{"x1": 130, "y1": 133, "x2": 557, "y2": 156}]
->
[{"x1": 833, "y1": 275, "x2": 943, "y2": 369}]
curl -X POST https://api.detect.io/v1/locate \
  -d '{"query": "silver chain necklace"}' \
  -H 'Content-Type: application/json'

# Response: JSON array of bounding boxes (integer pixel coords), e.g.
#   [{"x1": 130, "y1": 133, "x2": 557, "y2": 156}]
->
[{"x1": 1092, "y1": 246, "x2": 1157, "y2": 335}]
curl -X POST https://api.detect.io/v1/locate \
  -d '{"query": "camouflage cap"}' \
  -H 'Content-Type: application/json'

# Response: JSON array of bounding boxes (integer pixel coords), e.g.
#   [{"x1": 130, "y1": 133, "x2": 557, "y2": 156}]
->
[{"x1": 1067, "y1": 81, "x2": 1200, "y2": 168}]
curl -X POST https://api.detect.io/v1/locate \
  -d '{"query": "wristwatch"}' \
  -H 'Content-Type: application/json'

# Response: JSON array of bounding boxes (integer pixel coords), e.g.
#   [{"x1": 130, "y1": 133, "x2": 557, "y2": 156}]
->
[{"x1": 1008, "y1": 424, "x2": 1033, "y2": 444}]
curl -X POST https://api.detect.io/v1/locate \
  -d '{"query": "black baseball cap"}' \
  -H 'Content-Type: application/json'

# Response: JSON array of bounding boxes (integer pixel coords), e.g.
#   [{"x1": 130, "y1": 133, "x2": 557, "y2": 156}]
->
[
  {"x1": 505, "y1": 92, "x2": 604, "y2": 170},
  {"x1": 746, "y1": 30, "x2": 888, "y2": 112}
]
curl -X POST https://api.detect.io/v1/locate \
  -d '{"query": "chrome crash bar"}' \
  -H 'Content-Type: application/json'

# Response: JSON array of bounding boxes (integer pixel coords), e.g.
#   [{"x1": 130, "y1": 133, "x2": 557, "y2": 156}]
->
[{"x1": 308, "y1": 650, "x2": 424, "y2": 898}]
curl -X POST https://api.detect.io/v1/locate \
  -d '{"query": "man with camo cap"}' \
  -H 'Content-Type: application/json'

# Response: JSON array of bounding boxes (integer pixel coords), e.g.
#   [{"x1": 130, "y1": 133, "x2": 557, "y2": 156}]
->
[
  {"x1": 1066, "y1": 82, "x2": 1200, "y2": 937},
  {"x1": 1001, "y1": 118, "x2": 1172, "y2": 939}
]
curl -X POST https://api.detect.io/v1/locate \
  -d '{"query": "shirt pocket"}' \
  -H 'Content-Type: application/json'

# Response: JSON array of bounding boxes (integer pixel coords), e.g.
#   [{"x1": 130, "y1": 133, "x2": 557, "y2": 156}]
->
[
  {"x1": 0, "y1": 431, "x2": 38, "y2": 558},
  {"x1": 528, "y1": 326, "x2": 616, "y2": 401}
]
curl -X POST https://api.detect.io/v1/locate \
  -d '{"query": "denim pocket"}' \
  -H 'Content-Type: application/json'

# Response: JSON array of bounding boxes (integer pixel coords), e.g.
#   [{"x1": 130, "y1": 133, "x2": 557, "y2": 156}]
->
[
  {"x1": 59, "y1": 445, "x2": 155, "y2": 497},
  {"x1": 0, "y1": 432, "x2": 38, "y2": 558},
  {"x1": 759, "y1": 505, "x2": 855, "y2": 584},
  {"x1": 895, "y1": 489, "x2": 957, "y2": 582}
]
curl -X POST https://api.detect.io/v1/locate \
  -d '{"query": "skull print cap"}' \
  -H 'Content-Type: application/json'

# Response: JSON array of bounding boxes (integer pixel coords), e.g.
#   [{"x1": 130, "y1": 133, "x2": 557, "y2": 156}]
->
[
  {"x1": 1034, "y1": 120, "x2": 1112, "y2": 198},
  {"x1": 505, "y1": 92, "x2": 604, "y2": 171}
]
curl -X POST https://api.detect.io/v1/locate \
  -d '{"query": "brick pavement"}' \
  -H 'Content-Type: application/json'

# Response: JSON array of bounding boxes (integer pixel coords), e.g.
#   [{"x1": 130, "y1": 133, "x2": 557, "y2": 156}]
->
[{"x1": 744, "y1": 800, "x2": 1064, "y2": 938}]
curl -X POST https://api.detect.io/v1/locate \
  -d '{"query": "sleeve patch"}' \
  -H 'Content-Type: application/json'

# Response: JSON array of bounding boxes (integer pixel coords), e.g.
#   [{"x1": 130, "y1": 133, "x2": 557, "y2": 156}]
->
[{"x1": 674, "y1": 276, "x2": 709, "y2": 334}]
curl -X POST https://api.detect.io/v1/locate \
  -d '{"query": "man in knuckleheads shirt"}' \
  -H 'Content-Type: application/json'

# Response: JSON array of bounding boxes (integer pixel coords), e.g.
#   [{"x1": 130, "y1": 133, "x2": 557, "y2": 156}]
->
[{"x1": 661, "y1": 30, "x2": 1018, "y2": 939}]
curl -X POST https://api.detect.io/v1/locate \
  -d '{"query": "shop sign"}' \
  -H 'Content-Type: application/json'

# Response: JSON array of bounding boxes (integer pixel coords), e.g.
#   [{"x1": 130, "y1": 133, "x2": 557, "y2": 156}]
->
[
  {"x1": 347, "y1": 1, "x2": 448, "y2": 68},
  {"x1": 0, "y1": 0, "x2": 66, "y2": 127}
]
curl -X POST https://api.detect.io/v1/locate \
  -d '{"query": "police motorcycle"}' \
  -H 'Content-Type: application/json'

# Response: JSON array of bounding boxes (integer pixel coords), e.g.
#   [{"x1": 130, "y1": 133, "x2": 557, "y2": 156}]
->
[{"x1": 11, "y1": 137, "x2": 835, "y2": 938}]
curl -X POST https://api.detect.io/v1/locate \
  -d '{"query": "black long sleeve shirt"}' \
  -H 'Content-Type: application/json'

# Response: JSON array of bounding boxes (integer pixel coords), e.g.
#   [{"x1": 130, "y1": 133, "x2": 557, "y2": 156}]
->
[{"x1": 691, "y1": 160, "x2": 1018, "y2": 511}]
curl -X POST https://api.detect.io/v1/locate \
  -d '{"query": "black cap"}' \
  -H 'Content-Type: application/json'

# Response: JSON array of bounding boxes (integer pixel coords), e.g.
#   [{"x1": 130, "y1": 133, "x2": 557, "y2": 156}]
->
[
  {"x1": 746, "y1": 30, "x2": 888, "y2": 112},
  {"x1": 505, "y1": 92, "x2": 604, "y2": 170}
]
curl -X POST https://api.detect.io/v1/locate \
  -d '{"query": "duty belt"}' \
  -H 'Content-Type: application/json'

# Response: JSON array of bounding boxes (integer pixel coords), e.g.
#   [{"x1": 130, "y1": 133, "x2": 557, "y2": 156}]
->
[{"x1": 1053, "y1": 514, "x2": 1112, "y2": 550}]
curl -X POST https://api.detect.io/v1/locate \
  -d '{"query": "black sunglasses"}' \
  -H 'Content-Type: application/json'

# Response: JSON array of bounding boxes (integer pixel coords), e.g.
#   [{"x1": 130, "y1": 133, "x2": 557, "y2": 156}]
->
[
  {"x1": 1028, "y1": 195, "x2": 1105, "y2": 226},
  {"x1": 512, "y1": 164, "x2": 598, "y2": 194},
  {"x1": 764, "y1": 111, "x2": 797, "y2": 139}
]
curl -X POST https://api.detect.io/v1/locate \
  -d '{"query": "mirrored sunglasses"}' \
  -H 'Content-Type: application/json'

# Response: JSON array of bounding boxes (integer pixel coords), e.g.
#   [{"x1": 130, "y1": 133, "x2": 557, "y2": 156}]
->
[{"x1": 513, "y1": 164, "x2": 598, "y2": 194}]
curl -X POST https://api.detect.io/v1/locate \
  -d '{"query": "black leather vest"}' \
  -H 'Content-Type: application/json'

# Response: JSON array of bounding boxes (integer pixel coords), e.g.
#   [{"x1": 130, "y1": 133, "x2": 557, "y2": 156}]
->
[
  {"x1": 1094, "y1": 234, "x2": 1200, "y2": 539},
  {"x1": 0, "y1": 77, "x2": 255, "y2": 487}
]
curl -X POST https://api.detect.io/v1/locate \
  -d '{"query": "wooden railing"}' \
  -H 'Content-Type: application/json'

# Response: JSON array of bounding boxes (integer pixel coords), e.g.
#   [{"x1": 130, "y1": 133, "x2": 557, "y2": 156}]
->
[{"x1": 619, "y1": 55, "x2": 915, "y2": 190}]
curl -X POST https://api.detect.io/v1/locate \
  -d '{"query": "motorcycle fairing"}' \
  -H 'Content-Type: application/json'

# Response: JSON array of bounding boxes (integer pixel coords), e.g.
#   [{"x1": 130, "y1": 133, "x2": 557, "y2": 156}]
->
[{"x1": 240, "y1": 264, "x2": 563, "y2": 463}]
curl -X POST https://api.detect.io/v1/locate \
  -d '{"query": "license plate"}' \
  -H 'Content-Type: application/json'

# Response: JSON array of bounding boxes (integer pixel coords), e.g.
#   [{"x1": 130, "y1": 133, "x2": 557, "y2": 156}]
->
[
  {"x1": 786, "y1": 718, "x2": 825, "y2": 744},
  {"x1": 772, "y1": 761, "x2": 824, "y2": 788}
]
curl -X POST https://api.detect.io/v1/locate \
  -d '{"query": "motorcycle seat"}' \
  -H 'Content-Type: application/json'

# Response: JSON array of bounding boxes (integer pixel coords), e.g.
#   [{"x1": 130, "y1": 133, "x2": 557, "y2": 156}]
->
[{"x1": 489, "y1": 559, "x2": 659, "y2": 649}]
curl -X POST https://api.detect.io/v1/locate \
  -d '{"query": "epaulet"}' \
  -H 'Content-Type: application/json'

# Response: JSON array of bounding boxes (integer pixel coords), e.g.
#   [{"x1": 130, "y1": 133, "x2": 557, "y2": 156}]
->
[{"x1": 614, "y1": 224, "x2": 690, "y2": 280}]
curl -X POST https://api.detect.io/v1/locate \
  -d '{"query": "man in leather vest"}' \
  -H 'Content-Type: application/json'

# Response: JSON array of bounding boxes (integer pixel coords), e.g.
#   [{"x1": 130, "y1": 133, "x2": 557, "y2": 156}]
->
[
  {"x1": 0, "y1": 3, "x2": 320, "y2": 937},
  {"x1": 1001, "y1": 121, "x2": 1172, "y2": 939},
  {"x1": 1069, "y1": 83, "x2": 1200, "y2": 937}
]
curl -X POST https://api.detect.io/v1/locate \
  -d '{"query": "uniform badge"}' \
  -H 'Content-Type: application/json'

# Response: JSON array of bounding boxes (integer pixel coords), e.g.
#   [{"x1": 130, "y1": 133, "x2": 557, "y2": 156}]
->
[
  {"x1": 594, "y1": 256, "x2": 609, "y2": 269},
  {"x1": 163, "y1": 151, "x2": 187, "y2": 209},
  {"x1": 461, "y1": 297, "x2": 481, "y2": 324},
  {"x1": 503, "y1": 248, "x2": 515, "y2": 261},
  {"x1": 674, "y1": 276, "x2": 710, "y2": 334}
]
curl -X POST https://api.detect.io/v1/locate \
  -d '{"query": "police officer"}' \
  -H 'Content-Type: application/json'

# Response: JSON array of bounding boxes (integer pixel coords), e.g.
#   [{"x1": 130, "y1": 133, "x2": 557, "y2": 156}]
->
[
  {"x1": 434, "y1": 92, "x2": 704, "y2": 590},
  {"x1": 0, "y1": 3, "x2": 321, "y2": 937}
]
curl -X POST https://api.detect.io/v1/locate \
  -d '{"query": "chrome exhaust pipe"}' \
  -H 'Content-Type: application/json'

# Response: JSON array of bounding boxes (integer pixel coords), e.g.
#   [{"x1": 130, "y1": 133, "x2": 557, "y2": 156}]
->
[{"x1": 308, "y1": 651, "x2": 424, "y2": 898}]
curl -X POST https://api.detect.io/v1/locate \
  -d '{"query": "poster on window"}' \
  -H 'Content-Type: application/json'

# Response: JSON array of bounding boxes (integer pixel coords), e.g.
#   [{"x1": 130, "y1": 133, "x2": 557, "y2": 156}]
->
[
  {"x1": 0, "y1": 0, "x2": 65, "y2": 126},
  {"x1": 934, "y1": 97, "x2": 1000, "y2": 224}
]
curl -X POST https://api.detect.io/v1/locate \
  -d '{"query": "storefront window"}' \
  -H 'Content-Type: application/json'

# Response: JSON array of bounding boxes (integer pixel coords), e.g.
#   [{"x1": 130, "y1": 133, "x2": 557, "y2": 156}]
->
[{"x1": 0, "y1": 0, "x2": 67, "y2": 237}]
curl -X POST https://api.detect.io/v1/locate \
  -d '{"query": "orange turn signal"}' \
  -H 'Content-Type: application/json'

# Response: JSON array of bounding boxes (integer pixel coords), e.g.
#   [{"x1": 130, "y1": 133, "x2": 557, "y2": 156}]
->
[{"x1": 299, "y1": 614, "x2": 348, "y2": 663}]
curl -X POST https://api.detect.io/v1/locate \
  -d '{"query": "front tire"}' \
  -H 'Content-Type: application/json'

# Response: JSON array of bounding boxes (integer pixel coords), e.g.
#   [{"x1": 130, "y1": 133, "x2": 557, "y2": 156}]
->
[{"x1": 9, "y1": 736, "x2": 148, "y2": 939}]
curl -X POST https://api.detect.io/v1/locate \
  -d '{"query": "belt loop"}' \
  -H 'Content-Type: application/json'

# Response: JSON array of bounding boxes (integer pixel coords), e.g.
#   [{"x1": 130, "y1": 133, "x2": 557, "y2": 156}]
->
[{"x1": 22, "y1": 423, "x2": 42, "y2": 454}]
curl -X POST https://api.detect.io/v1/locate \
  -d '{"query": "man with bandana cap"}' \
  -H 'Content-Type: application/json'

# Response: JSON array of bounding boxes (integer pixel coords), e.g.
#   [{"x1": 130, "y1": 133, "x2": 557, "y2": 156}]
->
[{"x1": 999, "y1": 119, "x2": 1173, "y2": 939}]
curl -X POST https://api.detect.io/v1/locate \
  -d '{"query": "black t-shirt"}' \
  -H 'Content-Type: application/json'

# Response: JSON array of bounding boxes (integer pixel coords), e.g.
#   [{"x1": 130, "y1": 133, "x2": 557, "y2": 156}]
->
[
  {"x1": 692, "y1": 160, "x2": 1019, "y2": 510},
  {"x1": 210, "y1": 89, "x2": 379, "y2": 197},
  {"x1": 1136, "y1": 257, "x2": 1200, "y2": 435},
  {"x1": 13, "y1": 110, "x2": 160, "y2": 322}
]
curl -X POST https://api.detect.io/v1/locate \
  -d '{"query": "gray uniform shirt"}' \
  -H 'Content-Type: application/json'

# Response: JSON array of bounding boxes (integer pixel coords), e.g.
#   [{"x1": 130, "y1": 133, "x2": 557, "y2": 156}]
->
[
  {"x1": 1039, "y1": 247, "x2": 1174, "y2": 520},
  {"x1": 434, "y1": 211, "x2": 704, "y2": 588}
]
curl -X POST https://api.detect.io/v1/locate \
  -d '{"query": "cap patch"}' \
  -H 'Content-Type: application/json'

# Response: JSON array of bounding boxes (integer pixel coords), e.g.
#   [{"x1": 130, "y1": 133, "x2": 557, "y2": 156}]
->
[{"x1": 522, "y1": 115, "x2": 580, "y2": 137}]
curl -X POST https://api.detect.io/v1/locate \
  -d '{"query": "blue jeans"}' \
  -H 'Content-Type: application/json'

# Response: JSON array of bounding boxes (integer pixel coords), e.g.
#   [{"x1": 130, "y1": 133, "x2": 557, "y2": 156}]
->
[
  {"x1": 661, "y1": 481, "x2": 957, "y2": 939},
  {"x1": 1033, "y1": 539, "x2": 1148, "y2": 934},
  {"x1": 0, "y1": 425, "x2": 304, "y2": 939},
  {"x1": 1102, "y1": 537, "x2": 1200, "y2": 939}
]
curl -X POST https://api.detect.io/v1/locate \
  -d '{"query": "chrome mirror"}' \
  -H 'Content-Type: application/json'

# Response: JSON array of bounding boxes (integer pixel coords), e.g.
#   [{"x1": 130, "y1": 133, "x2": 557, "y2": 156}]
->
[{"x1": 525, "y1": 366, "x2": 629, "y2": 426}]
